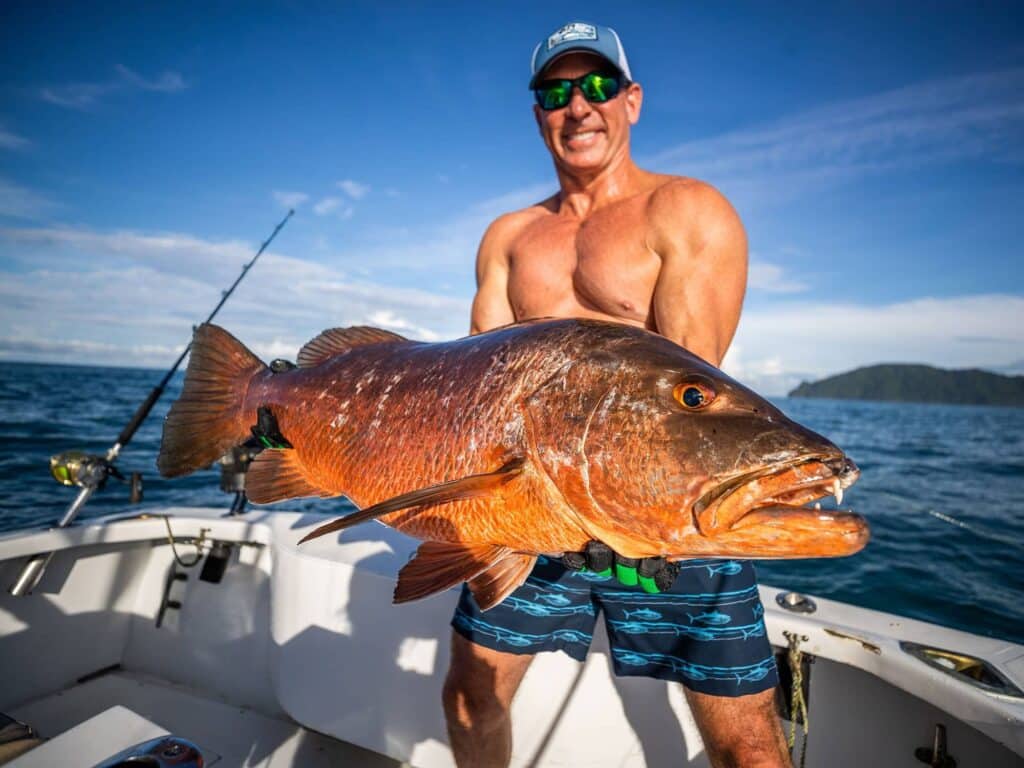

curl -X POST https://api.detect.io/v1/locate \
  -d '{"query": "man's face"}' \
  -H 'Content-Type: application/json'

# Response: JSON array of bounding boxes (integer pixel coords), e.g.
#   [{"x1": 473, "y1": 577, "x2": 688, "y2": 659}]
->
[{"x1": 533, "y1": 52, "x2": 642, "y2": 175}]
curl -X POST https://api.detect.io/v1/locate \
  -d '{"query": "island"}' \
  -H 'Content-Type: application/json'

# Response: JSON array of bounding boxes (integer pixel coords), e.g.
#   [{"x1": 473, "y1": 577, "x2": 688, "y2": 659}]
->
[{"x1": 788, "y1": 364, "x2": 1024, "y2": 407}]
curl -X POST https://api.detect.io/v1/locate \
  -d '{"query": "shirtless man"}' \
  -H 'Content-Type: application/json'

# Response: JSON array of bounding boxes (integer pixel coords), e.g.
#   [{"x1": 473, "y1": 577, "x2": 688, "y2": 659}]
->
[{"x1": 442, "y1": 22, "x2": 790, "y2": 768}]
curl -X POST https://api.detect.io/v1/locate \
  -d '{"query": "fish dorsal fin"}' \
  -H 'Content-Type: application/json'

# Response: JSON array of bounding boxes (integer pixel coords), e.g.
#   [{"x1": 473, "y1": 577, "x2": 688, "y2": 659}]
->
[
  {"x1": 246, "y1": 449, "x2": 334, "y2": 504},
  {"x1": 467, "y1": 553, "x2": 537, "y2": 610},
  {"x1": 297, "y1": 457, "x2": 527, "y2": 544},
  {"x1": 394, "y1": 542, "x2": 509, "y2": 604},
  {"x1": 297, "y1": 326, "x2": 407, "y2": 368}
]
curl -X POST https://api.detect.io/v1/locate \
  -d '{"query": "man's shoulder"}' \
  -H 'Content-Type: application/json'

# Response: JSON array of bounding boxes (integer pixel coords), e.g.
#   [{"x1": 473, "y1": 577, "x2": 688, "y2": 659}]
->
[
  {"x1": 643, "y1": 175, "x2": 745, "y2": 258},
  {"x1": 646, "y1": 175, "x2": 743, "y2": 240},
  {"x1": 646, "y1": 175, "x2": 735, "y2": 219}
]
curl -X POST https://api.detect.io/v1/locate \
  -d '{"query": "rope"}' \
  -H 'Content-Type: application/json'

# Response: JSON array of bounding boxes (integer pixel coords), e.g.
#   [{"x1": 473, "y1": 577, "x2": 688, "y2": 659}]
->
[
  {"x1": 161, "y1": 515, "x2": 208, "y2": 568},
  {"x1": 784, "y1": 630, "x2": 809, "y2": 768}
]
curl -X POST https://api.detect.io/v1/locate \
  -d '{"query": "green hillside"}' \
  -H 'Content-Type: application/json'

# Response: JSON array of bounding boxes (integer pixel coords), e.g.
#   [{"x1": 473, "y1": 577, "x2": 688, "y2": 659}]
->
[{"x1": 788, "y1": 364, "x2": 1024, "y2": 407}]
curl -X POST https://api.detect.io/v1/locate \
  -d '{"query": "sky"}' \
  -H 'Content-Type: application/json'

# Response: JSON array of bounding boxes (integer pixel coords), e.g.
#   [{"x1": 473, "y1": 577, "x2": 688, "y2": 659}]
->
[{"x1": 1, "y1": 1, "x2": 1022, "y2": 394}]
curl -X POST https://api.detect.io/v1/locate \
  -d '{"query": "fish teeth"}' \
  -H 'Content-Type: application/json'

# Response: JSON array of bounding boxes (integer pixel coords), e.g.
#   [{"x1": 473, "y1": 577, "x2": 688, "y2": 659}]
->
[{"x1": 833, "y1": 478, "x2": 843, "y2": 506}]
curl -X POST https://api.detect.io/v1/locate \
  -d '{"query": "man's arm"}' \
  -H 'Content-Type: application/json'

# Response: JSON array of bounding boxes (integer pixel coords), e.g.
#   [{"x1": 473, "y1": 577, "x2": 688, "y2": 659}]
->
[
  {"x1": 646, "y1": 180, "x2": 748, "y2": 367},
  {"x1": 469, "y1": 215, "x2": 519, "y2": 335}
]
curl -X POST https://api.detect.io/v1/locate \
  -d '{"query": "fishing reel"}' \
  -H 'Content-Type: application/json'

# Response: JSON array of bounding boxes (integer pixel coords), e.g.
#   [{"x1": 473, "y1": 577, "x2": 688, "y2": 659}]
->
[
  {"x1": 50, "y1": 450, "x2": 144, "y2": 503},
  {"x1": 217, "y1": 405, "x2": 292, "y2": 516},
  {"x1": 217, "y1": 440, "x2": 263, "y2": 494}
]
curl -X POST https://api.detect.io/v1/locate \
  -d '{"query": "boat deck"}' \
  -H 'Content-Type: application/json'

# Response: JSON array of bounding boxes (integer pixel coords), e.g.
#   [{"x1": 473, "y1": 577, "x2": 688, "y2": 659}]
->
[{"x1": 6, "y1": 668, "x2": 402, "y2": 767}]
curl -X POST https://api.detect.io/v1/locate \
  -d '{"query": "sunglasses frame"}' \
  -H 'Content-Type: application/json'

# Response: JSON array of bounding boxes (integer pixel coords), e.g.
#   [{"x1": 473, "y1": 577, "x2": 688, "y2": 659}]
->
[{"x1": 533, "y1": 71, "x2": 626, "y2": 111}]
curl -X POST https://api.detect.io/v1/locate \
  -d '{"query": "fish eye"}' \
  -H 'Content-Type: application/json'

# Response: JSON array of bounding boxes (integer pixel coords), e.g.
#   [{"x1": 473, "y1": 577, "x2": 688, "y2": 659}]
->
[{"x1": 673, "y1": 382, "x2": 715, "y2": 410}]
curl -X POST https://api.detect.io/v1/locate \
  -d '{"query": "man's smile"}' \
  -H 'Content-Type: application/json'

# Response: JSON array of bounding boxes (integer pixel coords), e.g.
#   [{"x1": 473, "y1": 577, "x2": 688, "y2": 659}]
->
[{"x1": 563, "y1": 129, "x2": 602, "y2": 149}]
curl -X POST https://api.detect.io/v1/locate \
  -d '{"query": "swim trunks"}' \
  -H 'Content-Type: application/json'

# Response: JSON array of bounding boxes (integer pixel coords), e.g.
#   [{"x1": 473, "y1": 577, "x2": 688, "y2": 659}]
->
[{"x1": 452, "y1": 556, "x2": 778, "y2": 697}]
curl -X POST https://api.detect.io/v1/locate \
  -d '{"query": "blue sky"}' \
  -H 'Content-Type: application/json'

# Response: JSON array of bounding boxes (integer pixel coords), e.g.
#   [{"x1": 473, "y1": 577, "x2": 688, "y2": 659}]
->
[{"x1": 1, "y1": 2, "x2": 1022, "y2": 393}]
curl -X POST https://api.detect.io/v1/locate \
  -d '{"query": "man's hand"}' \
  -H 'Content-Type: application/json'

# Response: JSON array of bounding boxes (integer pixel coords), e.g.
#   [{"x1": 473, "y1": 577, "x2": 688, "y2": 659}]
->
[{"x1": 563, "y1": 541, "x2": 680, "y2": 593}]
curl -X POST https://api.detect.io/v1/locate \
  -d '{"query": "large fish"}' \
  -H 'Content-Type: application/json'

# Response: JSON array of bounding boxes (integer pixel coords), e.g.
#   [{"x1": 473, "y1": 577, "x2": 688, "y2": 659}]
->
[{"x1": 158, "y1": 319, "x2": 868, "y2": 609}]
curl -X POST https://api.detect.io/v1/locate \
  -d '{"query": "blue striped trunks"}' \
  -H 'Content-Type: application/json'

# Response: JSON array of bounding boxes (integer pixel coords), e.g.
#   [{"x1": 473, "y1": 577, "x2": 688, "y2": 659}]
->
[{"x1": 452, "y1": 555, "x2": 778, "y2": 697}]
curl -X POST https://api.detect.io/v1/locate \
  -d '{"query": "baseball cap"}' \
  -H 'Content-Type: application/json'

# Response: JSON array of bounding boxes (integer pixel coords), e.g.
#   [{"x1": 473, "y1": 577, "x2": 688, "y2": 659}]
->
[{"x1": 529, "y1": 22, "x2": 632, "y2": 89}]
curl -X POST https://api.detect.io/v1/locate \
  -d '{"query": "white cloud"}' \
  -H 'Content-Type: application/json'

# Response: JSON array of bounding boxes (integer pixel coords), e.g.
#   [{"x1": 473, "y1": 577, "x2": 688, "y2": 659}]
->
[
  {"x1": 748, "y1": 259, "x2": 808, "y2": 294},
  {"x1": 328, "y1": 181, "x2": 553, "y2": 281},
  {"x1": 40, "y1": 83, "x2": 111, "y2": 110},
  {"x1": 273, "y1": 190, "x2": 308, "y2": 209},
  {"x1": 313, "y1": 196, "x2": 354, "y2": 219},
  {"x1": 0, "y1": 225, "x2": 468, "y2": 368},
  {"x1": 0, "y1": 125, "x2": 29, "y2": 151},
  {"x1": 722, "y1": 294, "x2": 1024, "y2": 395},
  {"x1": 648, "y1": 68, "x2": 1024, "y2": 205},
  {"x1": 1, "y1": 224, "x2": 1020, "y2": 405},
  {"x1": 337, "y1": 179, "x2": 369, "y2": 199},
  {"x1": 40, "y1": 65, "x2": 188, "y2": 109},
  {"x1": 313, "y1": 196, "x2": 342, "y2": 215},
  {"x1": 114, "y1": 64, "x2": 187, "y2": 93},
  {"x1": 0, "y1": 178, "x2": 56, "y2": 220},
  {"x1": 0, "y1": 336, "x2": 180, "y2": 363}
]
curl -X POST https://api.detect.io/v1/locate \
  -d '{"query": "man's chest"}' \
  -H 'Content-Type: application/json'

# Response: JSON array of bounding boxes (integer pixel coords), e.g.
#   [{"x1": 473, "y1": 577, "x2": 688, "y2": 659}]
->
[{"x1": 507, "y1": 200, "x2": 662, "y2": 322}]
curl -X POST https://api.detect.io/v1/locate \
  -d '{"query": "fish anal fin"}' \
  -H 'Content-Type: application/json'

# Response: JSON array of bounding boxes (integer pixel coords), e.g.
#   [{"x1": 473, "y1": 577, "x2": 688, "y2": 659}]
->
[
  {"x1": 394, "y1": 542, "x2": 508, "y2": 604},
  {"x1": 297, "y1": 456, "x2": 527, "y2": 544},
  {"x1": 297, "y1": 326, "x2": 407, "y2": 368},
  {"x1": 467, "y1": 553, "x2": 537, "y2": 610},
  {"x1": 246, "y1": 449, "x2": 331, "y2": 504}
]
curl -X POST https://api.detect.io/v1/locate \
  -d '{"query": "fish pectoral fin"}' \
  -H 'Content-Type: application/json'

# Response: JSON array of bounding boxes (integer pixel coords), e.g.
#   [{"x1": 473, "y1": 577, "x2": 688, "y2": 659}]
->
[
  {"x1": 297, "y1": 326, "x2": 408, "y2": 368},
  {"x1": 297, "y1": 456, "x2": 527, "y2": 544},
  {"x1": 246, "y1": 450, "x2": 333, "y2": 504},
  {"x1": 394, "y1": 542, "x2": 510, "y2": 604},
  {"x1": 467, "y1": 553, "x2": 537, "y2": 610}
]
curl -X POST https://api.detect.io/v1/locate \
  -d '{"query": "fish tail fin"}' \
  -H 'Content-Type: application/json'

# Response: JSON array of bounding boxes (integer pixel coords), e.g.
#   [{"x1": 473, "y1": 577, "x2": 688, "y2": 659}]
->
[{"x1": 157, "y1": 324, "x2": 267, "y2": 478}]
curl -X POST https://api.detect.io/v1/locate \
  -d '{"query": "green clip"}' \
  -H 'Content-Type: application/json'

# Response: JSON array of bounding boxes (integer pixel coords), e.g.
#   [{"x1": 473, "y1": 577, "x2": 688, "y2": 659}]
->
[
  {"x1": 593, "y1": 567, "x2": 613, "y2": 578},
  {"x1": 638, "y1": 574, "x2": 661, "y2": 594},
  {"x1": 615, "y1": 563, "x2": 639, "y2": 586}
]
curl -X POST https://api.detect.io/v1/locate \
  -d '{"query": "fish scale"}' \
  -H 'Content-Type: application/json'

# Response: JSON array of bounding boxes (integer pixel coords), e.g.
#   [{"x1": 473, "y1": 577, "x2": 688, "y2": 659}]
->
[{"x1": 158, "y1": 318, "x2": 869, "y2": 610}]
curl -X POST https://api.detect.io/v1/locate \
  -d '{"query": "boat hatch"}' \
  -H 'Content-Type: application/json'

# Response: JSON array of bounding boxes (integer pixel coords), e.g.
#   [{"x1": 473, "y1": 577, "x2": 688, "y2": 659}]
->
[{"x1": 900, "y1": 641, "x2": 1024, "y2": 697}]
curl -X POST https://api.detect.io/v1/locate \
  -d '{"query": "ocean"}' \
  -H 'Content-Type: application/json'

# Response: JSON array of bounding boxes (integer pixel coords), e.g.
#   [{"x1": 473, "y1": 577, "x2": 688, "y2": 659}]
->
[{"x1": 1, "y1": 361, "x2": 1022, "y2": 645}]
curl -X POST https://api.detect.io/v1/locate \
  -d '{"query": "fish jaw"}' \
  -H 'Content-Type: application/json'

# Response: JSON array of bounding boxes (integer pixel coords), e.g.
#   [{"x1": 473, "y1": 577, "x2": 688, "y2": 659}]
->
[
  {"x1": 671, "y1": 506, "x2": 869, "y2": 559},
  {"x1": 683, "y1": 455, "x2": 868, "y2": 558},
  {"x1": 725, "y1": 505, "x2": 870, "y2": 557},
  {"x1": 694, "y1": 455, "x2": 858, "y2": 534}
]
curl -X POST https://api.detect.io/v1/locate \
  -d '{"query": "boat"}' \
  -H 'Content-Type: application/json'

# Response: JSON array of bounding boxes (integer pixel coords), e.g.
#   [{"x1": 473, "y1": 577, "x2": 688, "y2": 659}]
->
[{"x1": 2, "y1": 503, "x2": 1022, "y2": 766}]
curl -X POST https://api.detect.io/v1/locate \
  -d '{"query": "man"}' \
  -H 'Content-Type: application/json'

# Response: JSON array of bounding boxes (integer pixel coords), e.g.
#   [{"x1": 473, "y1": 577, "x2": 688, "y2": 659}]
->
[{"x1": 442, "y1": 22, "x2": 790, "y2": 768}]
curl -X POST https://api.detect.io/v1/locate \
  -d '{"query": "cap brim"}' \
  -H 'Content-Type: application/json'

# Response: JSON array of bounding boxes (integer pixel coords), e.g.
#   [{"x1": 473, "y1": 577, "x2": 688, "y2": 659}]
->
[{"x1": 528, "y1": 49, "x2": 624, "y2": 89}]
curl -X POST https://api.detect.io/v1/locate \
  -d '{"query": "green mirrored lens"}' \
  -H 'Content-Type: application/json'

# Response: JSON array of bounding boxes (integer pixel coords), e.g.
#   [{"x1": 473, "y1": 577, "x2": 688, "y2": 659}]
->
[
  {"x1": 535, "y1": 73, "x2": 622, "y2": 110},
  {"x1": 580, "y1": 73, "x2": 619, "y2": 103},
  {"x1": 540, "y1": 83, "x2": 571, "y2": 110}
]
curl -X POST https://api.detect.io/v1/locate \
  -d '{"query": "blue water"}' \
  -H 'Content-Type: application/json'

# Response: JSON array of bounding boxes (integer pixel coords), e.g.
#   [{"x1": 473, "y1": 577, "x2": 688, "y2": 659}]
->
[{"x1": 1, "y1": 361, "x2": 1022, "y2": 645}]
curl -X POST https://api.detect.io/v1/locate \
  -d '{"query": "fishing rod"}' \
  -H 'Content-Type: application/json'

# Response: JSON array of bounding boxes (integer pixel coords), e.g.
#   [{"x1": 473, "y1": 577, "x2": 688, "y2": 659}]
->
[{"x1": 9, "y1": 209, "x2": 294, "y2": 597}]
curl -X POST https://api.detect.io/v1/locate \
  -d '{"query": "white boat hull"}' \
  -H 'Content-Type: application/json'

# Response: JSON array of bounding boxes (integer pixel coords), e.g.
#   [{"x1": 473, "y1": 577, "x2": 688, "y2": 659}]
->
[{"x1": 1, "y1": 507, "x2": 1022, "y2": 767}]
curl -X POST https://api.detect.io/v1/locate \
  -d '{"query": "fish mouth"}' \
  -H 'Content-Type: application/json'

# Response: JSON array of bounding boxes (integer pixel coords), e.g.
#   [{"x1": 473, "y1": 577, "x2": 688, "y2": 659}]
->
[{"x1": 692, "y1": 454, "x2": 861, "y2": 535}]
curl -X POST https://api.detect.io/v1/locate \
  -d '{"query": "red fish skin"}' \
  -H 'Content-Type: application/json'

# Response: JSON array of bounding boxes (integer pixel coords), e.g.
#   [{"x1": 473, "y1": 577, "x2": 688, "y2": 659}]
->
[
  {"x1": 240, "y1": 321, "x2": 598, "y2": 554},
  {"x1": 227, "y1": 318, "x2": 867, "y2": 562}
]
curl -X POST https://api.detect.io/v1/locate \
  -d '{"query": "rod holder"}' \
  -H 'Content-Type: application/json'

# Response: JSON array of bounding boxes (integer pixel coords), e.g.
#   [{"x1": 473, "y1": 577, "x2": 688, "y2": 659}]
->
[{"x1": 8, "y1": 552, "x2": 54, "y2": 596}]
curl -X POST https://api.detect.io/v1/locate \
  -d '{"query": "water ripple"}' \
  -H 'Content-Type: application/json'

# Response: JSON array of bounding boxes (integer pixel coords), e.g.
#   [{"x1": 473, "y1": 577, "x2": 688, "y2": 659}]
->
[{"x1": 1, "y1": 365, "x2": 1021, "y2": 644}]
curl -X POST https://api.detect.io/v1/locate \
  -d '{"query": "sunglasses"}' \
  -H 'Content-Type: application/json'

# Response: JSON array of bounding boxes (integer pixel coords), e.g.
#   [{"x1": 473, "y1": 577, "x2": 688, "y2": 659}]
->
[{"x1": 533, "y1": 71, "x2": 625, "y2": 111}]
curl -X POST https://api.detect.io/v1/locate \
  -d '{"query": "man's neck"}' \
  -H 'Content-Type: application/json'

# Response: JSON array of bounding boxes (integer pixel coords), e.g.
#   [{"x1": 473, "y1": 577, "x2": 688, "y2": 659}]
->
[{"x1": 554, "y1": 151, "x2": 644, "y2": 218}]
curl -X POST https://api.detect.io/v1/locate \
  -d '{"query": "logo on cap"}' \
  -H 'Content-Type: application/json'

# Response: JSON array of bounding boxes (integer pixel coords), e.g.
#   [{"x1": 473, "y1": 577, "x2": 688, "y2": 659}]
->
[{"x1": 547, "y1": 22, "x2": 597, "y2": 51}]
